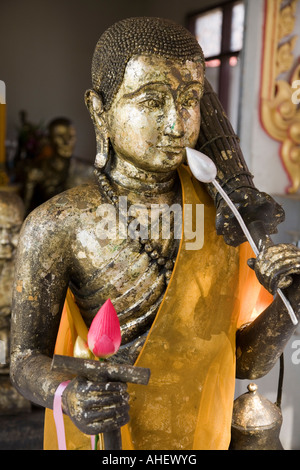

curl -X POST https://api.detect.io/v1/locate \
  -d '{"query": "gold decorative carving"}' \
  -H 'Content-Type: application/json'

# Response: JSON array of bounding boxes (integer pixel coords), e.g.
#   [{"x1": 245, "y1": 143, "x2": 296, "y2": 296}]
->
[{"x1": 260, "y1": 0, "x2": 300, "y2": 193}]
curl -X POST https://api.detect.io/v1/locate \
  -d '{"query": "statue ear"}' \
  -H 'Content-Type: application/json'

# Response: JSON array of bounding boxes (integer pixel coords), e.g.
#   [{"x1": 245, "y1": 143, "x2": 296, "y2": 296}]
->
[{"x1": 85, "y1": 89, "x2": 110, "y2": 170}]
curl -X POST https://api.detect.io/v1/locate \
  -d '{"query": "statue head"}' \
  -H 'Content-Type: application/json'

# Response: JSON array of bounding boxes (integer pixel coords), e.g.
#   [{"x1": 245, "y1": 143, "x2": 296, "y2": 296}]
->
[
  {"x1": 0, "y1": 192, "x2": 24, "y2": 261},
  {"x1": 48, "y1": 117, "x2": 76, "y2": 159},
  {"x1": 85, "y1": 17, "x2": 205, "y2": 172}
]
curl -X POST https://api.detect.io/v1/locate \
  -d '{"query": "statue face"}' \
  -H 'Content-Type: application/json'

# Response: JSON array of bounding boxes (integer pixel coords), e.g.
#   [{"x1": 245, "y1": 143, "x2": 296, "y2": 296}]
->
[
  {"x1": 0, "y1": 202, "x2": 23, "y2": 260},
  {"x1": 50, "y1": 124, "x2": 76, "y2": 159},
  {"x1": 105, "y1": 55, "x2": 204, "y2": 173}
]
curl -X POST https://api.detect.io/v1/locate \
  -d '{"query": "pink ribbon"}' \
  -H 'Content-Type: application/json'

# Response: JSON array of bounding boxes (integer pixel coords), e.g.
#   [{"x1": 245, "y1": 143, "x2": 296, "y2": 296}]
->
[
  {"x1": 53, "y1": 381, "x2": 71, "y2": 450},
  {"x1": 53, "y1": 381, "x2": 96, "y2": 450}
]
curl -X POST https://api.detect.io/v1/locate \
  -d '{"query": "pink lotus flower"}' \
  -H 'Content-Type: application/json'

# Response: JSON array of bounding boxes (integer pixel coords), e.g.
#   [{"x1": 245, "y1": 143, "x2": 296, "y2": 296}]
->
[{"x1": 87, "y1": 299, "x2": 121, "y2": 358}]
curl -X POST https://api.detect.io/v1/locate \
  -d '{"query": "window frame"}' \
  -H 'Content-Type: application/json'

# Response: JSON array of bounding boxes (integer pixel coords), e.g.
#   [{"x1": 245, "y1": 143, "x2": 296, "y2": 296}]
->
[{"x1": 186, "y1": 0, "x2": 245, "y2": 114}]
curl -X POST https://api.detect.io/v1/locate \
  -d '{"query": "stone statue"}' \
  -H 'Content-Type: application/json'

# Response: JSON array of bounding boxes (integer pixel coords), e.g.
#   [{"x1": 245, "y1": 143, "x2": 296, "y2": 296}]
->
[
  {"x1": 0, "y1": 191, "x2": 30, "y2": 414},
  {"x1": 22, "y1": 117, "x2": 94, "y2": 214},
  {"x1": 10, "y1": 18, "x2": 300, "y2": 450},
  {"x1": 14, "y1": 110, "x2": 45, "y2": 164}
]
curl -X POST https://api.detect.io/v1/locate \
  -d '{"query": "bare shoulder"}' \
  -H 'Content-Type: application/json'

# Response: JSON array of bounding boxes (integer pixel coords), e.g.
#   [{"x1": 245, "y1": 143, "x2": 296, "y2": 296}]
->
[
  {"x1": 23, "y1": 183, "x2": 102, "y2": 227},
  {"x1": 19, "y1": 183, "x2": 103, "y2": 252}
]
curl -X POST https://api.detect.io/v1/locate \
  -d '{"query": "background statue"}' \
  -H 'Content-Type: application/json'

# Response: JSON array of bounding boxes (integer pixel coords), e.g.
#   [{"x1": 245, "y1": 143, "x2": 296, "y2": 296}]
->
[
  {"x1": 14, "y1": 110, "x2": 45, "y2": 165},
  {"x1": 0, "y1": 191, "x2": 30, "y2": 414},
  {"x1": 10, "y1": 17, "x2": 300, "y2": 450},
  {"x1": 21, "y1": 117, "x2": 94, "y2": 214}
]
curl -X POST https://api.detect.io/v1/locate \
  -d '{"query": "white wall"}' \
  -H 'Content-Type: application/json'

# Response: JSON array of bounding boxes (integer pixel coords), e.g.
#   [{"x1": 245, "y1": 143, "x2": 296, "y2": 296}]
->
[
  {"x1": 2, "y1": 0, "x2": 297, "y2": 191},
  {"x1": 239, "y1": 0, "x2": 287, "y2": 194},
  {"x1": 239, "y1": 0, "x2": 300, "y2": 197},
  {"x1": 236, "y1": 0, "x2": 300, "y2": 450},
  {"x1": 1, "y1": 0, "x2": 225, "y2": 163}
]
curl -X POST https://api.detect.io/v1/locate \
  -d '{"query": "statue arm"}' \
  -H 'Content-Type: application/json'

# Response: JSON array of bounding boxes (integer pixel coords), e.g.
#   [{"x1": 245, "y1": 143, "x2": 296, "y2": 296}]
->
[
  {"x1": 10, "y1": 210, "x2": 72, "y2": 409},
  {"x1": 10, "y1": 205, "x2": 130, "y2": 435},
  {"x1": 236, "y1": 244, "x2": 300, "y2": 379},
  {"x1": 22, "y1": 167, "x2": 43, "y2": 214}
]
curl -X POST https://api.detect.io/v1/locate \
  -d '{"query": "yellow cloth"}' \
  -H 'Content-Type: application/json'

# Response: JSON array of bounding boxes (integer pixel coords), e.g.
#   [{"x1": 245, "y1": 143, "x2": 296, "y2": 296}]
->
[{"x1": 44, "y1": 165, "x2": 273, "y2": 450}]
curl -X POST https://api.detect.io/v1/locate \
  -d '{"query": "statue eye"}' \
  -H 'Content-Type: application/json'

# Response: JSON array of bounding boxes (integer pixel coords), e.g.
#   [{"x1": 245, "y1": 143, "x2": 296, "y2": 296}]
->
[
  {"x1": 180, "y1": 89, "x2": 201, "y2": 108},
  {"x1": 181, "y1": 95, "x2": 200, "y2": 108},
  {"x1": 11, "y1": 225, "x2": 22, "y2": 233},
  {"x1": 140, "y1": 97, "x2": 165, "y2": 109}
]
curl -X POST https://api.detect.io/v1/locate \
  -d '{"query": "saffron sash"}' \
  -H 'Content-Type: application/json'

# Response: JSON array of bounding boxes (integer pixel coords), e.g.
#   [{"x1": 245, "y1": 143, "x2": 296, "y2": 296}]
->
[{"x1": 44, "y1": 165, "x2": 272, "y2": 450}]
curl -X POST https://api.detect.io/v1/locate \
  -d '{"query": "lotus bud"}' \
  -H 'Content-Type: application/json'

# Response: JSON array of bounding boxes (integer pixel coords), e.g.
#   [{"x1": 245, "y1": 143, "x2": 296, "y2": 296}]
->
[{"x1": 87, "y1": 299, "x2": 121, "y2": 358}]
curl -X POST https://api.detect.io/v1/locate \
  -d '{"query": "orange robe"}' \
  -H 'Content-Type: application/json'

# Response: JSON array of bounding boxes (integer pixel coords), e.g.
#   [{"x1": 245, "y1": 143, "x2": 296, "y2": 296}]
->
[{"x1": 44, "y1": 165, "x2": 273, "y2": 450}]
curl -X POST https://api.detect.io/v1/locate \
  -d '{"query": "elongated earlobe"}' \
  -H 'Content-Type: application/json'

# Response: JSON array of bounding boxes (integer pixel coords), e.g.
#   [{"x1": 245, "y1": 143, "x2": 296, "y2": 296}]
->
[
  {"x1": 95, "y1": 145, "x2": 109, "y2": 169},
  {"x1": 85, "y1": 89, "x2": 110, "y2": 170}
]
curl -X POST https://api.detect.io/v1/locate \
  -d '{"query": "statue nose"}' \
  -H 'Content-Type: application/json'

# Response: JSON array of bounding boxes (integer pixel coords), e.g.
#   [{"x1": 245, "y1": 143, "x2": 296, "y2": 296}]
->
[
  {"x1": 164, "y1": 105, "x2": 184, "y2": 138},
  {"x1": 0, "y1": 229, "x2": 10, "y2": 245}
]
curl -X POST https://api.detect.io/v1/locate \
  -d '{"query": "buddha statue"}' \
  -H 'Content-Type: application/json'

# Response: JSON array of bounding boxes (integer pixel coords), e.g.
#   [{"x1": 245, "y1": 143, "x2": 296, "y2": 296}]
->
[
  {"x1": 22, "y1": 117, "x2": 94, "y2": 215},
  {"x1": 10, "y1": 17, "x2": 300, "y2": 450},
  {"x1": 0, "y1": 191, "x2": 30, "y2": 413},
  {"x1": 0, "y1": 191, "x2": 24, "y2": 372}
]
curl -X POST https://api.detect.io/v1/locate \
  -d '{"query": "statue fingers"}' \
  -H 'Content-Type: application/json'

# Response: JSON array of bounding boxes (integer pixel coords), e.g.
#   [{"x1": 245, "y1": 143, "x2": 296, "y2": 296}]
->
[
  {"x1": 268, "y1": 269, "x2": 293, "y2": 295},
  {"x1": 82, "y1": 380, "x2": 128, "y2": 395},
  {"x1": 83, "y1": 402, "x2": 130, "y2": 424},
  {"x1": 87, "y1": 412, "x2": 130, "y2": 434},
  {"x1": 255, "y1": 264, "x2": 293, "y2": 295},
  {"x1": 254, "y1": 244, "x2": 300, "y2": 294},
  {"x1": 62, "y1": 377, "x2": 129, "y2": 433},
  {"x1": 81, "y1": 385, "x2": 130, "y2": 409},
  {"x1": 78, "y1": 402, "x2": 130, "y2": 434},
  {"x1": 257, "y1": 244, "x2": 300, "y2": 263},
  {"x1": 66, "y1": 376, "x2": 127, "y2": 395}
]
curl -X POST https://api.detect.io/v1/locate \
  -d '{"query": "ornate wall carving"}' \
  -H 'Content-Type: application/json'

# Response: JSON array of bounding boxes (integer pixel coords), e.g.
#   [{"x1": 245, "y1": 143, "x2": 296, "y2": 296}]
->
[{"x1": 260, "y1": 0, "x2": 300, "y2": 193}]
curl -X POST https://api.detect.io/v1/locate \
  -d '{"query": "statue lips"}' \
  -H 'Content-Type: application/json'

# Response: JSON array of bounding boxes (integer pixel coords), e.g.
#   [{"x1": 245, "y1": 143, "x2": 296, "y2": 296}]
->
[
  {"x1": 157, "y1": 145, "x2": 184, "y2": 155},
  {"x1": 0, "y1": 245, "x2": 13, "y2": 259}
]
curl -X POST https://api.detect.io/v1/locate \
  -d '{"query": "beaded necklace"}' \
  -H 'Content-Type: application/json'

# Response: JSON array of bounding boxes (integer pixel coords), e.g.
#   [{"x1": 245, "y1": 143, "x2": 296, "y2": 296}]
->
[{"x1": 95, "y1": 169, "x2": 179, "y2": 285}]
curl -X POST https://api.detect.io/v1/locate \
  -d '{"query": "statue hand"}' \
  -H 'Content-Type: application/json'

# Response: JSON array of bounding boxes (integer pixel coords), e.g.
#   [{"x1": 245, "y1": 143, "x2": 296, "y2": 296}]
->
[
  {"x1": 215, "y1": 188, "x2": 284, "y2": 247},
  {"x1": 248, "y1": 243, "x2": 300, "y2": 295},
  {"x1": 62, "y1": 376, "x2": 130, "y2": 435}
]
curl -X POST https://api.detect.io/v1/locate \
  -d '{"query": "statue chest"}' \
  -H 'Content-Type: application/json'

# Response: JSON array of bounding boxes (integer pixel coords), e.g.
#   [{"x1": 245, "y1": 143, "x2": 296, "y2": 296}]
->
[{"x1": 69, "y1": 221, "x2": 178, "y2": 348}]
